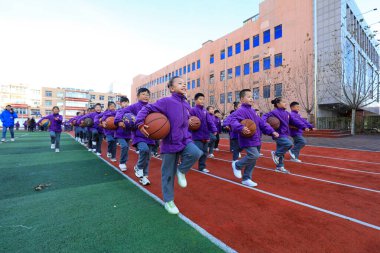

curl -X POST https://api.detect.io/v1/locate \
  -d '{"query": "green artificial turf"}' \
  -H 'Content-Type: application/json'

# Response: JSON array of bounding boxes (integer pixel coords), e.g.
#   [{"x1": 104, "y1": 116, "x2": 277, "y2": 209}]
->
[{"x1": 0, "y1": 131, "x2": 222, "y2": 253}]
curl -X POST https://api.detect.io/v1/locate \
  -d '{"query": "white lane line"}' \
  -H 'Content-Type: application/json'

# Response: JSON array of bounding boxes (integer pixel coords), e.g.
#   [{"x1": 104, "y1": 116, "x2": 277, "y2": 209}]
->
[{"x1": 66, "y1": 134, "x2": 237, "y2": 253}]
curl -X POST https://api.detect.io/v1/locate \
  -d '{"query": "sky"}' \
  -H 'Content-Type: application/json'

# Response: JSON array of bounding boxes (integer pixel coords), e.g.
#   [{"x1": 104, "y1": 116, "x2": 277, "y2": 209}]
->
[{"x1": 0, "y1": 0, "x2": 379, "y2": 98}]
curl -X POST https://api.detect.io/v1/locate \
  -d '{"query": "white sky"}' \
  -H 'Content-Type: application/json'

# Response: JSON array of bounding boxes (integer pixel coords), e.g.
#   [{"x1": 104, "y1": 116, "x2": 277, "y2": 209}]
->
[{"x1": 0, "y1": 0, "x2": 378, "y2": 99}]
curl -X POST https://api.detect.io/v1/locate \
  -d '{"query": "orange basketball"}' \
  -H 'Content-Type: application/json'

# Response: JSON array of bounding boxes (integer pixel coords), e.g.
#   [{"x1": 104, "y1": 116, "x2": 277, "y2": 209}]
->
[
  {"x1": 144, "y1": 112, "x2": 170, "y2": 140},
  {"x1": 189, "y1": 116, "x2": 201, "y2": 131},
  {"x1": 241, "y1": 119, "x2": 257, "y2": 137},
  {"x1": 267, "y1": 116, "x2": 280, "y2": 130},
  {"x1": 104, "y1": 116, "x2": 117, "y2": 130}
]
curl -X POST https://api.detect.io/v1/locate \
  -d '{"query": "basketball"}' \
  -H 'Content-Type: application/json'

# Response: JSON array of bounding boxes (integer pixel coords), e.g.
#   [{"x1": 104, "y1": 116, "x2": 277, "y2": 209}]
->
[
  {"x1": 84, "y1": 118, "x2": 94, "y2": 127},
  {"x1": 104, "y1": 116, "x2": 118, "y2": 130},
  {"x1": 123, "y1": 113, "x2": 136, "y2": 129},
  {"x1": 40, "y1": 119, "x2": 51, "y2": 128},
  {"x1": 79, "y1": 120, "x2": 86, "y2": 127},
  {"x1": 267, "y1": 116, "x2": 280, "y2": 130},
  {"x1": 189, "y1": 116, "x2": 201, "y2": 131},
  {"x1": 240, "y1": 119, "x2": 257, "y2": 137},
  {"x1": 143, "y1": 112, "x2": 170, "y2": 140}
]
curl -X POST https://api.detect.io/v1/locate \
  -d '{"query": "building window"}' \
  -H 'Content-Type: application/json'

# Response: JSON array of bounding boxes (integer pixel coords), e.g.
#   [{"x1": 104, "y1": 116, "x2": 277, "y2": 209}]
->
[
  {"x1": 263, "y1": 85, "x2": 270, "y2": 98},
  {"x1": 227, "y1": 92, "x2": 233, "y2": 103},
  {"x1": 220, "y1": 70, "x2": 225, "y2": 81},
  {"x1": 275, "y1": 25, "x2": 282, "y2": 39},
  {"x1": 192, "y1": 80, "x2": 195, "y2": 89},
  {"x1": 220, "y1": 49, "x2": 225, "y2": 60},
  {"x1": 45, "y1": 110, "x2": 52, "y2": 115},
  {"x1": 228, "y1": 46, "x2": 233, "y2": 57},
  {"x1": 175, "y1": 69, "x2": 178, "y2": 76},
  {"x1": 235, "y1": 42, "x2": 241, "y2": 54},
  {"x1": 220, "y1": 93, "x2": 225, "y2": 104},
  {"x1": 263, "y1": 57, "x2": 271, "y2": 70},
  {"x1": 45, "y1": 91, "x2": 52, "y2": 97},
  {"x1": 187, "y1": 64, "x2": 190, "y2": 72},
  {"x1": 209, "y1": 74, "x2": 215, "y2": 84},
  {"x1": 99, "y1": 95, "x2": 104, "y2": 100},
  {"x1": 45, "y1": 100, "x2": 52, "y2": 106},
  {"x1": 57, "y1": 92, "x2": 64, "y2": 98},
  {"x1": 187, "y1": 82, "x2": 190, "y2": 90},
  {"x1": 192, "y1": 62, "x2": 196, "y2": 71},
  {"x1": 244, "y1": 63, "x2": 250, "y2": 75},
  {"x1": 235, "y1": 66, "x2": 241, "y2": 77},
  {"x1": 210, "y1": 95, "x2": 215, "y2": 105},
  {"x1": 210, "y1": 54, "x2": 214, "y2": 64},
  {"x1": 197, "y1": 60, "x2": 201, "y2": 69},
  {"x1": 179, "y1": 68, "x2": 182, "y2": 76},
  {"x1": 183, "y1": 66, "x2": 187, "y2": 74},
  {"x1": 253, "y1": 60, "x2": 260, "y2": 73},
  {"x1": 227, "y1": 68, "x2": 233, "y2": 79},
  {"x1": 275, "y1": 53, "x2": 283, "y2": 67},
  {"x1": 253, "y1": 88, "x2": 260, "y2": 100},
  {"x1": 244, "y1": 38, "x2": 250, "y2": 51},
  {"x1": 235, "y1": 91, "x2": 240, "y2": 102},
  {"x1": 253, "y1": 35, "x2": 259, "y2": 47},
  {"x1": 275, "y1": 83, "x2": 282, "y2": 97},
  {"x1": 263, "y1": 29, "x2": 270, "y2": 44},
  {"x1": 90, "y1": 95, "x2": 96, "y2": 100},
  {"x1": 108, "y1": 96, "x2": 114, "y2": 102},
  {"x1": 197, "y1": 78, "x2": 200, "y2": 87}
]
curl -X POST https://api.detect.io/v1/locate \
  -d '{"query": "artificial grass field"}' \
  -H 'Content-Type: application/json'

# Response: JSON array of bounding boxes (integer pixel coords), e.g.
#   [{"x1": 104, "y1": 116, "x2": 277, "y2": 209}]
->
[{"x1": 0, "y1": 131, "x2": 222, "y2": 252}]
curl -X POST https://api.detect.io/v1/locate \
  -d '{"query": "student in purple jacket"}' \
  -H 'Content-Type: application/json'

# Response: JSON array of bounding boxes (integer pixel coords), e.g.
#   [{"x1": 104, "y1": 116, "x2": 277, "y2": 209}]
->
[
  {"x1": 206, "y1": 106, "x2": 217, "y2": 158},
  {"x1": 136, "y1": 76, "x2": 202, "y2": 215},
  {"x1": 80, "y1": 103, "x2": 103, "y2": 153},
  {"x1": 289, "y1": 101, "x2": 314, "y2": 163},
  {"x1": 101, "y1": 102, "x2": 117, "y2": 162},
  {"x1": 37, "y1": 106, "x2": 63, "y2": 152},
  {"x1": 213, "y1": 110, "x2": 222, "y2": 151},
  {"x1": 114, "y1": 96, "x2": 131, "y2": 172},
  {"x1": 262, "y1": 97, "x2": 308, "y2": 173},
  {"x1": 223, "y1": 110, "x2": 242, "y2": 161},
  {"x1": 93, "y1": 108, "x2": 104, "y2": 156},
  {"x1": 190, "y1": 93, "x2": 217, "y2": 173},
  {"x1": 229, "y1": 89, "x2": 279, "y2": 187}
]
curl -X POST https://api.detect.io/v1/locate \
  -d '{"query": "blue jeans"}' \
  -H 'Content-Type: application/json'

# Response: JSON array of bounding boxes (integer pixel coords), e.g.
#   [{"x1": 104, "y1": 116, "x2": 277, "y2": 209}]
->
[
  {"x1": 2, "y1": 126, "x2": 14, "y2": 139},
  {"x1": 275, "y1": 137, "x2": 293, "y2": 167},
  {"x1": 161, "y1": 142, "x2": 202, "y2": 202},
  {"x1": 136, "y1": 142, "x2": 153, "y2": 176},
  {"x1": 194, "y1": 140, "x2": 208, "y2": 170},
  {"x1": 118, "y1": 138, "x2": 130, "y2": 164},
  {"x1": 50, "y1": 131, "x2": 61, "y2": 149},
  {"x1": 208, "y1": 133, "x2": 217, "y2": 154},
  {"x1": 235, "y1": 147, "x2": 260, "y2": 181},
  {"x1": 106, "y1": 134, "x2": 117, "y2": 159},
  {"x1": 291, "y1": 135, "x2": 306, "y2": 159},
  {"x1": 91, "y1": 129, "x2": 103, "y2": 153},
  {"x1": 230, "y1": 138, "x2": 241, "y2": 161}
]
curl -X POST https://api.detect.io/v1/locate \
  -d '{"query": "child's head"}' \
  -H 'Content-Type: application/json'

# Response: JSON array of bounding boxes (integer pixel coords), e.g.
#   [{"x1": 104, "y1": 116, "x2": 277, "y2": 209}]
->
[
  {"x1": 230, "y1": 110, "x2": 235, "y2": 115},
  {"x1": 207, "y1": 106, "x2": 215, "y2": 114},
  {"x1": 194, "y1": 93, "x2": 205, "y2": 106},
  {"x1": 52, "y1": 106, "x2": 60, "y2": 114},
  {"x1": 271, "y1": 97, "x2": 286, "y2": 109},
  {"x1": 94, "y1": 103, "x2": 102, "y2": 112},
  {"x1": 214, "y1": 110, "x2": 221, "y2": 118},
  {"x1": 87, "y1": 107, "x2": 92, "y2": 113},
  {"x1": 108, "y1": 101, "x2": 116, "y2": 111},
  {"x1": 76, "y1": 111, "x2": 81, "y2": 116},
  {"x1": 167, "y1": 76, "x2": 186, "y2": 95},
  {"x1": 120, "y1": 96, "x2": 130, "y2": 108},
  {"x1": 239, "y1": 89, "x2": 253, "y2": 104},
  {"x1": 290, "y1": 101, "x2": 300, "y2": 112},
  {"x1": 137, "y1": 88, "x2": 150, "y2": 103}
]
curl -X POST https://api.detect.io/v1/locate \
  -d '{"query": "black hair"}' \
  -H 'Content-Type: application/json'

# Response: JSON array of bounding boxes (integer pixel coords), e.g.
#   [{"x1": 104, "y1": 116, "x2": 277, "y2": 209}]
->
[
  {"x1": 94, "y1": 103, "x2": 102, "y2": 107},
  {"x1": 214, "y1": 110, "x2": 220, "y2": 114},
  {"x1": 290, "y1": 101, "x2": 299, "y2": 107},
  {"x1": 271, "y1": 97, "x2": 283, "y2": 108},
  {"x1": 137, "y1": 88, "x2": 150, "y2": 96},
  {"x1": 194, "y1": 93, "x2": 204, "y2": 100},
  {"x1": 230, "y1": 110, "x2": 235, "y2": 114},
  {"x1": 108, "y1": 101, "x2": 116, "y2": 107},
  {"x1": 239, "y1": 89, "x2": 251, "y2": 99},
  {"x1": 206, "y1": 106, "x2": 214, "y2": 111},
  {"x1": 52, "y1": 106, "x2": 59, "y2": 111},
  {"x1": 120, "y1": 96, "x2": 130, "y2": 103},
  {"x1": 255, "y1": 109, "x2": 259, "y2": 111},
  {"x1": 6, "y1": 104, "x2": 11, "y2": 107},
  {"x1": 76, "y1": 112, "x2": 81, "y2": 116},
  {"x1": 167, "y1": 76, "x2": 181, "y2": 89}
]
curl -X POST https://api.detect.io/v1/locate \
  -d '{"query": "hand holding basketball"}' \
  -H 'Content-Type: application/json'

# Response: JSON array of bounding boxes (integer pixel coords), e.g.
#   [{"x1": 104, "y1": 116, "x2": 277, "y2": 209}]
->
[
  {"x1": 242, "y1": 126, "x2": 251, "y2": 136},
  {"x1": 139, "y1": 124, "x2": 150, "y2": 137},
  {"x1": 118, "y1": 122, "x2": 125, "y2": 128},
  {"x1": 272, "y1": 132, "x2": 279, "y2": 138}
]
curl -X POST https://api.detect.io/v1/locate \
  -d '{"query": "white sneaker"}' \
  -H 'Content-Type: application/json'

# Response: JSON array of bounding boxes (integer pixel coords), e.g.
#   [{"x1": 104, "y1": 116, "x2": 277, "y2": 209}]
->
[
  {"x1": 134, "y1": 165, "x2": 143, "y2": 178},
  {"x1": 96, "y1": 152, "x2": 101, "y2": 156},
  {"x1": 214, "y1": 148, "x2": 219, "y2": 151},
  {"x1": 275, "y1": 167, "x2": 290, "y2": 174},
  {"x1": 10, "y1": 138, "x2": 14, "y2": 142},
  {"x1": 55, "y1": 148, "x2": 60, "y2": 153},
  {"x1": 238, "y1": 153, "x2": 242, "y2": 158},
  {"x1": 200, "y1": 168, "x2": 210, "y2": 173},
  {"x1": 271, "y1": 151, "x2": 280, "y2": 165},
  {"x1": 139, "y1": 176, "x2": 151, "y2": 186},
  {"x1": 107, "y1": 152, "x2": 111, "y2": 158},
  {"x1": 135, "y1": 150, "x2": 140, "y2": 154},
  {"x1": 242, "y1": 179, "x2": 258, "y2": 187},
  {"x1": 291, "y1": 158, "x2": 302, "y2": 163},
  {"x1": 208, "y1": 154, "x2": 215, "y2": 158},
  {"x1": 92, "y1": 141, "x2": 96, "y2": 146},
  {"x1": 51, "y1": 144, "x2": 55, "y2": 149},
  {"x1": 260, "y1": 153, "x2": 264, "y2": 156},
  {"x1": 88, "y1": 148, "x2": 92, "y2": 152},
  {"x1": 92, "y1": 149, "x2": 96, "y2": 152},
  {"x1": 119, "y1": 164, "x2": 127, "y2": 171},
  {"x1": 110, "y1": 158, "x2": 117, "y2": 162},
  {"x1": 176, "y1": 170, "x2": 187, "y2": 188},
  {"x1": 289, "y1": 150, "x2": 296, "y2": 160},
  {"x1": 1, "y1": 138, "x2": 5, "y2": 142},
  {"x1": 164, "y1": 201, "x2": 179, "y2": 215},
  {"x1": 232, "y1": 161, "x2": 242, "y2": 178}
]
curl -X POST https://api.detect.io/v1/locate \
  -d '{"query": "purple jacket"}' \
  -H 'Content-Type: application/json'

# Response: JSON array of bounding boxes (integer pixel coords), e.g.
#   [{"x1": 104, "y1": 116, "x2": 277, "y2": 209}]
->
[
  {"x1": 290, "y1": 111, "x2": 314, "y2": 137},
  {"x1": 189, "y1": 105, "x2": 217, "y2": 141},
  {"x1": 114, "y1": 107, "x2": 132, "y2": 139},
  {"x1": 101, "y1": 110, "x2": 116, "y2": 136},
  {"x1": 223, "y1": 113, "x2": 239, "y2": 139},
  {"x1": 135, "y1": 93, "x2": 192, "y2": 154},
  {"x1": 214, "y1": 116, "x2": 222, "y2": 133},
  {"x1": 230, "y1": 103, "x2": 275, "y2": 148},
  {"x1": 262, "y1": 108, "x2": 306, "y2": 138},
  {"x1": 80, "y1": 112, "x2": 102, "y2": 132},
  {"x1": 125, "y1": 101, "x2": 155, "y2": 146},
  {"x1": 38, "y1": 113, "x2": 63, "y2": 132},
  {"x1": 94, "y1": 112, "x2": 104, "y2": 134}
]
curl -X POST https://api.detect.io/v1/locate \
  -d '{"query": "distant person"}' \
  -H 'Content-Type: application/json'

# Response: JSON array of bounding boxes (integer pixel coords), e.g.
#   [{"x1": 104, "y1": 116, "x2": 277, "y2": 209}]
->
[
  {"x1": 37, "y1": 106, "x2": 63, "y2": 153},
  {"x1": 15, "y1": 121, "x2": 20, "y2": 130},
  {"x1": 23, "y1": 119, "x2": 28, "y2": 131},
  {"x1": 0, "y1": 105, "x2": 18, "y2": 142}
]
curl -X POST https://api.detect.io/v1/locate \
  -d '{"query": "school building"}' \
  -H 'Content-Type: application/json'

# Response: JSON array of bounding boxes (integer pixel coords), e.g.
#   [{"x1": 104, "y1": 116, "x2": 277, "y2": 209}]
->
[{"x1": 131, "y1": 0, "x2": 380, "y2": 125}]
